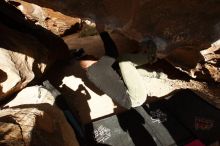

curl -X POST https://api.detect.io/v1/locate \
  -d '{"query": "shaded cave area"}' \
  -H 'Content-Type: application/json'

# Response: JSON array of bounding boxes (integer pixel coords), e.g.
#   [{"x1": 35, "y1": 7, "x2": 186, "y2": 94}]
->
[{"x1": 0, "y1": 0, "x2": 220, "y2": 146}]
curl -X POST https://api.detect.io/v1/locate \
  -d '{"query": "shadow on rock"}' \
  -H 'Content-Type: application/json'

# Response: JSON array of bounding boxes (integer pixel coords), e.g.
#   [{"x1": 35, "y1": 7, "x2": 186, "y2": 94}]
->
[{"x1": 0, "y1": 103, "x2": 79, "y2": 146}]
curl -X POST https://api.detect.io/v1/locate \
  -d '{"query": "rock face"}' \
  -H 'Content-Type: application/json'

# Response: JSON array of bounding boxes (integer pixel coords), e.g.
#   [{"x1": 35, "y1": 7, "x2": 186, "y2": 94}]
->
[
  {"x1": 137, "y1": 60, "x2": 220, "y2": 108},
  {"x1": 166, "y1": 40, "x2": 220, "y2": 82},
  {"x1": 19, "y1": 0, "x2": 220, "y2": 43},
  {"x1": 0, "y1": 1, "x2": 69, "y2": 100},
  {"x1": 197, "y1": 41, "x2": 220, "y2": 82},
  {"x1": 63, "y1": 31, "x2": 139, "y2": 58},
  {"x1": 13, "y1": 0, "x2": 81, "y2": 36},
  {"x1": 1, "y1": 0, "x2": 219, "y2": 127},
  {"x1": 20, "y1": 0, "x2": 220, "y2": 82},
  {"x1": 0, "y1": 23, "x2": 48, "y2": 100},
  {"x1": 0, "y1": 85, "x2": 79, "y2": 146}
]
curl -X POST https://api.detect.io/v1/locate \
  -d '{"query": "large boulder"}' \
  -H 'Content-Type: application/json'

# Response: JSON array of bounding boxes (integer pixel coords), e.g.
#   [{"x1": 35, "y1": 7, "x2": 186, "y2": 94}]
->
[
  {"x1": 12, "y1": 0, "x2": 81, "y2": 36},
  {"x1": 0, "y1": 85, "x2": 79, "y2": 146},
  {"x1": 0, "y1": 1, "x2": 69, "y2": 100},
  {"x1": 195, "y1": 41, "x2": 220, "y2": 82},
  {"x1": 0, "y1": 23, "x2": 47, "y2": 100},
  {"x1": 17, "y1": 0, "x2": 220, "y2": 43}
]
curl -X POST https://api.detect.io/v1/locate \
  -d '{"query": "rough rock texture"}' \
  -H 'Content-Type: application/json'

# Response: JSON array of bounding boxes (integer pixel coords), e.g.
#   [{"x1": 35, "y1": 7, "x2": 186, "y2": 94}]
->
[
  {"x1": 138, "y1": 60, "x2": 220, "y2": 108},
  {"x1": 12, "y1": 0, "x2": 81, "y2": 36},
  {"x1": 0, "y1": 1, "x2": 69, "y2": 100},
  {"x1": 196, "y1": 41, "x2": 220, "y2": 82},
  {"x1": 17, "y1": 0, "x2": 135, "y2": 27},
  {"x1": 20, "y1": 0, "x2": 220, "y2": 82},
  {"x1": 166, "y1": 40, "x2": 220, "y2": 82},
  {"x1": 63, "y1": 31, "x2": 139, "y2": 58},
  {"x1": 0, "y1": 86, "x2": 79, "y2": 146},
  {"x1": 0, "y1": 23, "x2": 48, "y2": 100}
]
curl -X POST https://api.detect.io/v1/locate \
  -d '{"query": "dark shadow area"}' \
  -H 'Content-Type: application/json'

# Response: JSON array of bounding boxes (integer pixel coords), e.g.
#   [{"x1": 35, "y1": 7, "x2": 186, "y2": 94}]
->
[
  {"x1": 84, "y1": 90, "x2": 220, "y2": 145},
  {"x1": 0, "y1": 1, "x2": 69, "y2": 61},
  {"x1": 117, "y1": 108, "x2": 157, "y2": 146},
  {"x1": 42, "y1": 56, "x2": 106, "y2": 145},
  {"x1": 143, "y1": 100, "x2": 195, "y2": 145},
  {"x1": 0, "y1": 94, "x2": 17, "y2": 109},
  {"x1": 144, "y1": 89, "x2": 220, "y2": 145},
  {"x1": 0, "y1": 69, "x2": 18, "y2": 107},
  {"x1": 145, "y1": 89, "x2": 183, "y2": 104},
  {"x1": 83, "y1": 101, "x2": 126, "y2": 146},
  {"x1": 55, "y1": 91, "x2": 88, "y2": 146},
  {"x1": 43, "y1": 55, "x2": 104, "y2": 96},
  {"x1": 0, "y1": 69, "x2": 7, "y2": 83},
  {"x1": 0, "y1": 0, "x2": 75, "y2": 87},
  {"x1": 61, "y1": 22, "x2": 81, "y2": 37},
  {"x1": 84, "y1": 107, "x2": 157, "y2": 146},
  {"x1": 41, "y1": 55, "x2": 105, "y2": 124},
  {"x1": 60, "y1": 84, "x2": 92, "y2": 124},
  {"x1": 192, "y1": 61, "x2": 217, "y2": 83},
  {"x1": 85, "y1": 122, "x2": 111, "y2": 146},
  {"x1": 0, "y1": 3, "x2": 89, "y2": 127},
  {"x1": 138, "y1": 59, "x2": 192, "y2": 82}
]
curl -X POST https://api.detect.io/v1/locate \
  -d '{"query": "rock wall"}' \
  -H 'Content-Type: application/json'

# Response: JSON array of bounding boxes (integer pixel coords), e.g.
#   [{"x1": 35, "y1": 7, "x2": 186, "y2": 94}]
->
[
  {"x1": 18, "y1": 0, "x2": 220, "y2": 83},
  {"x1": 13, "y1": 0, "x2": 81, "y2": 36},
  {"x1": 0, "y1": 2, "x2": 219, "y2": 145},
  {"x1": 0, "y1": 1, "x2": 70, "y2": 100},
  {"x1": 0, "y1": 23, "x2": 47, "y2": 100},
  {"x1": 0, "y1": 85, "x2": 79, "y2": 146}
]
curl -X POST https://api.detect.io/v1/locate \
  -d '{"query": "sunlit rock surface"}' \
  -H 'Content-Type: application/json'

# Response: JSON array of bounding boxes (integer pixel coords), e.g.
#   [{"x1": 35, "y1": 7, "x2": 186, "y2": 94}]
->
[
  {"x1": 12, "y1": 0, "x2": 81, "y2": 36},
  {"x1": 0, "y1": 86, "x2": 79, "y2": 146},
  {"x1": 198, "y1": 41, "x2": 220, "y2": 82},
  {"x1": 0, "y1": 23, "x2": 48, "y2": 100},
  {"x1": 0, "y1": 1, "x2": 69, "y2": 100}
]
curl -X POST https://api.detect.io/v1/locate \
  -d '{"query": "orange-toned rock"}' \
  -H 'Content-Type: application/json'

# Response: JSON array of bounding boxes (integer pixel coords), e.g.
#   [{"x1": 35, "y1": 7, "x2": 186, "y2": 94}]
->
[
  {"x1": 13, "y1": 0, "x2": 81, "y2": 36},
  {"x1": 197, "y1": 41, "x2": 220, "y2": 82},
  {"x1": 0, "y1": 85, "x2": 79, "y2": 146},
  {"x1": 0, "y1": 1, "x2": 69, "y2": 100},
  {"x1": 63, "y1": 31, "x2": 139, "y2": 58},
  {"x1": 0, "y1": 23, "x2": 48, "y2": 100},
  {"x1": 20, "y1": 0, "x2": 220, "y2": 82}
]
